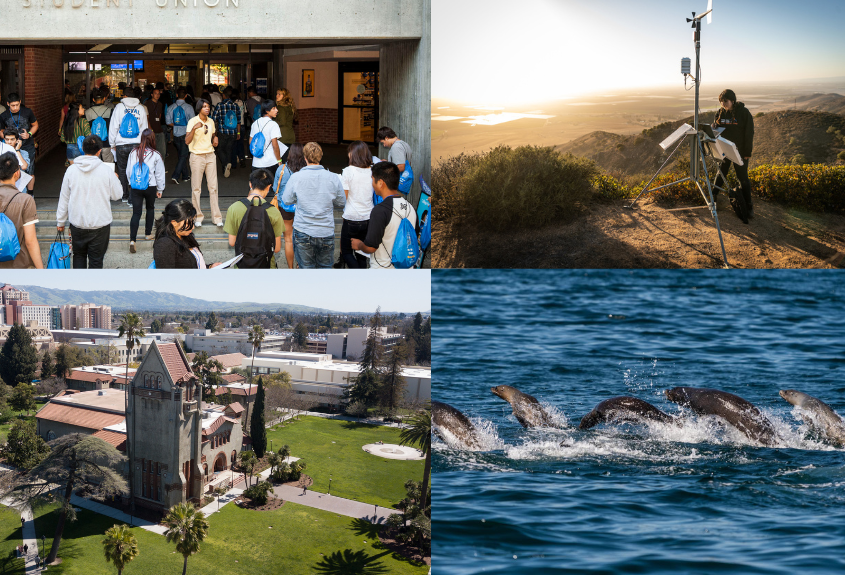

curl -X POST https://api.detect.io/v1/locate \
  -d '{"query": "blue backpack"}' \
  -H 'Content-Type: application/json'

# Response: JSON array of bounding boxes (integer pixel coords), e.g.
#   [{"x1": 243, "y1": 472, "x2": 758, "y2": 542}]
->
[
  {"x1": 252, "y1": 105, "x2": 262, "y2": 121},
  {"x1": 0, "y1": 194, "x2": 22, "y2": 263},
  {"x1": 399, "y1": 161, "x2": 414, "y2": 194},
  {"x1": 173, "y1": 105, "x2": 187, "y2": 127},
  {"x1": 389, "y1": 203, "x2": 419, "y2": 269},
  {"x1": 76, "y1": 136, "x2": 85, "y2": 150},
  {"x1": 119, "y1": 106, "x2": 140, "y2": 139},
  {"x1": 273, "y1": 165, "x2": 296, "y2": 212},
  {"x1": 91, "y1": 111, "x2": 108, "y2": 141},
  {"x1": 224, "y1": 108, "x2": 238, "y2": 130},
  {"x1": 130, "y1": 154, "x2": 150, "y2": 190},
  {"x1": 250, "y1": 121, "x2": 269, "y2": 158}
]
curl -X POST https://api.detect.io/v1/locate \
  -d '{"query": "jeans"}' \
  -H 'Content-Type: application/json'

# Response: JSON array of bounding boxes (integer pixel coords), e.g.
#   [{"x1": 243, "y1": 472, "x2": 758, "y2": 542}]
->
[
  {"x1": 70, "y1": 224, "x2": 110, "y2": 269},
  {"x1": 172, "y1": 136, "x2": 191, "y2": 181},
  {"x1": 217, "y1": 133, "x2": 235, "y2": 168},
  {"x1": 340, "y1": 218, "x2": 369, "y2": 268},
  {"x1": 130, "y1": 186, "x2": 158, "y2": 242},
  {"x1": 231, "y1": 138, "x2": 245, "y2": 164},
  {"x1": 115, "y1": 144, "x2": 135, "y2": 200},
  {"x1": 717, "y1": 158, "x2": 752, "y2": 207},
  {"x1": 155, "y1": 132, "x2": 167, "y2": 160},
  {"x1": 293, "y1": 228, "x2": 334, "y2": 269},
  {"x1": 66, "y1": 144, "x2": 82, "y2": 161}
]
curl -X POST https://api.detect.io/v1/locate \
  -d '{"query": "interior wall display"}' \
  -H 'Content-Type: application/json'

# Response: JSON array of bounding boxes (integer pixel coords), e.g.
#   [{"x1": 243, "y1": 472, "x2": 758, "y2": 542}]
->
[{"x1": 302, "y1": 69, "x2": 315, "y2": 98}]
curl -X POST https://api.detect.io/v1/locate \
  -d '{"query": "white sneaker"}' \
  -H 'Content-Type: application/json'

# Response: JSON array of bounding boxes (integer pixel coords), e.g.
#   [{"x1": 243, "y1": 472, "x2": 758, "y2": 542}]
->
[
  {"x1": 224, "y1": 163, "x2": 231, "y2": 178},
  {"x1": 171, "y1": 178, "x2": 179, "y2": 185},
  {"x1": 195, "y1": 220, "x2": 203, "y2": 227},
  {"x1": 216, "y1": 221, "x2": 224, "y2": 228}
]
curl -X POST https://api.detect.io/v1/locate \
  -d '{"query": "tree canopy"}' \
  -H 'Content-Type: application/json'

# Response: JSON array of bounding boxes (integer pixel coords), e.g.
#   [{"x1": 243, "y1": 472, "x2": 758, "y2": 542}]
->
[{"x1": 0, "y1": 324, "x2": 38, "y2": 385}]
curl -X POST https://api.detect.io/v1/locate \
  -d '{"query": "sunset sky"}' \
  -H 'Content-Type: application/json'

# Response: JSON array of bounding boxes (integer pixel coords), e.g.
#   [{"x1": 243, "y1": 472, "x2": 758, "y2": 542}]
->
[{"x1": 433, "y1": 0, "x2": 845, "y2": 105}]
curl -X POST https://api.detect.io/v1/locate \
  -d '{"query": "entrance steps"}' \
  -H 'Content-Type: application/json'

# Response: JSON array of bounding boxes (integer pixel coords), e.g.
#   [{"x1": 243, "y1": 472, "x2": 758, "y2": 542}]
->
[{"x1": 33, "y1": 197, "x2": 344, "y2": 269}]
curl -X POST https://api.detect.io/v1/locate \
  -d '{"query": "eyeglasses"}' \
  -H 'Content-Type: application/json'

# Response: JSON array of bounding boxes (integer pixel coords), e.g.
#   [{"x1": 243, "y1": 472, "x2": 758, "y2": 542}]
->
[{"x1": 204, "y1": 124, "x2": 209, "y2": 135}]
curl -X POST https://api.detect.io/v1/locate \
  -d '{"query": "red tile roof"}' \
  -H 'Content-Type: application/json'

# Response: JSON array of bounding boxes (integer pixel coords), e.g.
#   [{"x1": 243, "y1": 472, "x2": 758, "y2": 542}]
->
[
  {"x1": 67, "y1": 370, "x2": 114, "y2": 384},
  {"x1": 92, "y1": 430, "x2": 127, "y2": 451},
  {"x1": 214, "y1": 386, "x2": 254, "y2": 397},
  {"x1": 37, "y1": 403, "x2": 125, "y2": 431},
  {"x1": 222, "y1": 373, "x2": 246, "y2": 383},
  {"x1": 157, "y1": 342, "x2": 194, "y2": 383},
  {"x1": 202, "y1": 415, "x2": 240, "y2": 436},
  {"x1": 224, "y1": 402, "x2": 245, "y2": 414},
  {"x1": 211, "y1": 353, "x2": 247, "y2": 369}
]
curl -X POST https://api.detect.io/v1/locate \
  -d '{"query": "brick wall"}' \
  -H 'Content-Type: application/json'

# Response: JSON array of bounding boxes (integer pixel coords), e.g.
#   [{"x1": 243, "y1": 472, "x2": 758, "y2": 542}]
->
[
  {"x1": 295, "y1": 108, "x2": 338, "y2": 144},
  {"x1": 137, "y1": 61, "x2": 167, "y2": 86},
  {"x1": 24, "y1": 46, "x2": 64, "y2": 158}
]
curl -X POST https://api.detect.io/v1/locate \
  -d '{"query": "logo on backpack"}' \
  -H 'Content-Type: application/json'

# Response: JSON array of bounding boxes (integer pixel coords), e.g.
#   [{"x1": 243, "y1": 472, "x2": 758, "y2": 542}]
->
[
  {"x1": 130, "y1": 156, "x2": 150, "y2": 191},
  {"x1": 119, "y1": 106, "x2": 140, "y2": 139},
  {"x1": 224, "y1": 109, "x2": 238, "y2": 130},
  {"x1": 390, "y1": 203, "x2": 419, "y2": 269},
  {"x1": 173, "y1": 105, "x2": 187, "y2": 127},
  {"x1": 91, "y1": 113, "x2": 108, "y2": 141},
  {"x1": 234, "y1": 199, "x2": 275, "y2": 269},
  {"x1": 0, "y1": 195, "x2": 22, "y2": 263}
]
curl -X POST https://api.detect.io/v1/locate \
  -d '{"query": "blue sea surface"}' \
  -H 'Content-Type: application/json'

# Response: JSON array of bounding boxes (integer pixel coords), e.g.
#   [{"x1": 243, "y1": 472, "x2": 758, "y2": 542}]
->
[{"x1": 432, "y1": 269, "x2": 845, "y2": 575}]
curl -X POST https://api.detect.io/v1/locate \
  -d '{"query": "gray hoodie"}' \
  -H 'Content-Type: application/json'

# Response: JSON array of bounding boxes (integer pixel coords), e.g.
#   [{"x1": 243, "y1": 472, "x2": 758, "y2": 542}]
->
[
  {"x1": 108, "y1": 98, "x2": 149, "y2": 147},
  {"x1": 56, "y1": 154, "x2": 123, "y2": 229}
]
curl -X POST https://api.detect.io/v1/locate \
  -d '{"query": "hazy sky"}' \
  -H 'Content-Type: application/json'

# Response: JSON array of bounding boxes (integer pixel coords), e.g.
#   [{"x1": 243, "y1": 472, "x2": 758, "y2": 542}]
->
[
  {"x1": 0, "y1": 271, "x2": 431, "y2": 313},
  {"x1": 433, "y1": 0, "x2": 845, "y2": 105}
]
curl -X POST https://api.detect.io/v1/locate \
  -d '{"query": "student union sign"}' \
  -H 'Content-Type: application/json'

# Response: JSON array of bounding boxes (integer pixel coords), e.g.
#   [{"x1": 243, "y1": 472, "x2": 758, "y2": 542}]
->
[{"x1": 22, "y1": 0, "x2": 241, "y2": 7}]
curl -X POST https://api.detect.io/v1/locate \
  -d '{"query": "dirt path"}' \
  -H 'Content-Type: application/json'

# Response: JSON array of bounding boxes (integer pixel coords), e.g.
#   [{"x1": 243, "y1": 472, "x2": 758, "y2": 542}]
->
[{"x1": 433, "y1": 197, "x2": 845, "y2": 269}]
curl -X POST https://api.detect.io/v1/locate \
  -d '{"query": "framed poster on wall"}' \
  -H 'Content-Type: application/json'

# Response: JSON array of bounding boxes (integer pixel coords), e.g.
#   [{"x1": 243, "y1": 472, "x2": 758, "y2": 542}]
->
[{"x1": 302, "y1": 69, "x2": 315, "y2": 98}]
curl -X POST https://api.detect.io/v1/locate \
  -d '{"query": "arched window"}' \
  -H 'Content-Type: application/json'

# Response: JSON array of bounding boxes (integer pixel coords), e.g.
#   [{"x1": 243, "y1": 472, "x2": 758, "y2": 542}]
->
[
  {"x1": 157, "y1": 376, "x2": 162, "y2": 390},
  {"x1": 46, "y1": 430, "x2": 56, "y2": 441},
  {"x1": 231, "y1": 450, "x2": 237, "y2": 464}
]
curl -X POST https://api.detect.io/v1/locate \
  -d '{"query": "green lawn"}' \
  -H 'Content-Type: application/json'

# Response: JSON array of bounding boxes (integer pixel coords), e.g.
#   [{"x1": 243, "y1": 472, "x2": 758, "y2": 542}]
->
[
  {"x1": 0, "y1": 506, "x2": 26, "y2": 573},
  {"x1": 11, "y1": 501, "x2": 427, "y2": 575},
  {"x1": 266, "y1": 416, "x2": 424, "y2": 509},
  {"x1": 0, "y1": 401, "x2": 47, "y2": 444}
]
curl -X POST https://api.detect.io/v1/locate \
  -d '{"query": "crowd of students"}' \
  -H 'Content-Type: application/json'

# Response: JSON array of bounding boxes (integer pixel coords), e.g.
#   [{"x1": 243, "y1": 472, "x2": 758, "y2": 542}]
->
[{"x1": 0, "y1": 81, "x2": 421, "y2": 270}]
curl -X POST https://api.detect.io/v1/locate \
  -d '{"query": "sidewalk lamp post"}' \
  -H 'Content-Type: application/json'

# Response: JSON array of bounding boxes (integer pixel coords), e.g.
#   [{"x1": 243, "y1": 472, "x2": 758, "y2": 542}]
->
[{"x1": 328, "y1": 475, "x2": 332, "y2": 496}]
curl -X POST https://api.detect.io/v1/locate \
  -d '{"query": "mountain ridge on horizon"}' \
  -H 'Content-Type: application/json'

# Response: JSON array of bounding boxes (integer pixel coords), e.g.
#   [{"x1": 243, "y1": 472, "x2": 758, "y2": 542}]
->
[{"x1": 10, "y1": 285, "x2": 427, "y2": 316}]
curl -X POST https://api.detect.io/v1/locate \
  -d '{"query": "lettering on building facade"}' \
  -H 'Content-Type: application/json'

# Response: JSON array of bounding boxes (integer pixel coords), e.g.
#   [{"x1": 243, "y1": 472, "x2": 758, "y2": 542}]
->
[{"x1": 22, "y1": 0, "x2": 240, "y2": 8}]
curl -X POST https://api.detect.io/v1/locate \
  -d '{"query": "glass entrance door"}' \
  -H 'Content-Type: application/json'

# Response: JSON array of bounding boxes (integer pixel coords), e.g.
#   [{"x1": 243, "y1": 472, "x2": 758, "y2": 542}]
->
[{"x1": 339, "y1": 62, "x2": 379, "y2": 144}]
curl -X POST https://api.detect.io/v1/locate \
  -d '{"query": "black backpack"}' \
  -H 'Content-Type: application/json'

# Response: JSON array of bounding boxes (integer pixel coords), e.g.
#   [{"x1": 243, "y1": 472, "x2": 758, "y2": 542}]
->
[{"x1": 234, "y1": 199, "x2": 275, "y2": 268}]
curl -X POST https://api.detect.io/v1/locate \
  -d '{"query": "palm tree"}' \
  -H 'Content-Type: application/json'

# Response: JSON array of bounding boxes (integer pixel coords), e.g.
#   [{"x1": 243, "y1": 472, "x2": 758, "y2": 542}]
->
[
  {"x1": 102, "y1": 524, "x2": 139, "y2": 575},
  {"x1": 246, "y1": 325, "x2": 265, "y2": 424},
  {"x1": 163, "y1": 502, "x2": 209, "y2": 575},
  {"x1": 266, "y1": 451, "x2": 282, "y2": 478},
  {"x1": 118, "y1": 312, "x2": 145, "y2": 515},
  {"x1": 399, "y1": 403, "x2": 431, "y2": 513}
]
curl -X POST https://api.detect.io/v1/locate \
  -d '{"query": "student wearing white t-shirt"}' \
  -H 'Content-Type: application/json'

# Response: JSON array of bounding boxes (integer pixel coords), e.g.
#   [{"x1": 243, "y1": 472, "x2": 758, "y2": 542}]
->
[
  {"x1": 248, "y1": 100, "x2": 284, "y2": 179},
  {"x1": 340, "y1": 141, "x2": 375, "y2": 268}
]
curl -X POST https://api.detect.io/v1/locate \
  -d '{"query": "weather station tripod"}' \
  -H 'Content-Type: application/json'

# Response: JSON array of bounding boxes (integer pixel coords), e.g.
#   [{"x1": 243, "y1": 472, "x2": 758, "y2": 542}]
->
[{"x1": 625, "y1": 0, "x2": 736, "y2": 269}]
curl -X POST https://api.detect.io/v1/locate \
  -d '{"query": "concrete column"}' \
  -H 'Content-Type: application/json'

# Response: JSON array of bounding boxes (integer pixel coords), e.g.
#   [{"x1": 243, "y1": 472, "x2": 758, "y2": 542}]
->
[
  {"x1": 273, "y1": 47, "x2": 286, "y2": 95},
  {"x1": 378, "y1": 0, "x2": 431, "y2": 207}
]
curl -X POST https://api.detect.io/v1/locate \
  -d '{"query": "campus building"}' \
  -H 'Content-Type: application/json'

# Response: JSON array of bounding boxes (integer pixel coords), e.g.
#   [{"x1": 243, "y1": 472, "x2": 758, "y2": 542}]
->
[
  {"x1": 0, "y1": 321, "x2": 54, "y2": 348},
  {"x1": 35, "y1": 340, "x2": 245, "y2": 514},
  {"x1": 185, "y1": 329, "x2": 288, "y2": 355},
  {"x1": 1, "y1": 0, "x2": 431, "y2": 203},
  {"x1": 65, "y1": 365, "x2": 135, "y2": 392},
  {"x1": 60, "y1": 304, "x2": 112, "y2": 330},
  {"x1": 0, "y1": 285, "x2": 29, "y2": 305},
  {"x1": 243, "y1": 352, "x2": 431, "y2": 408},
  {"x1": 326, "y1": 327, "x2": 402, "y2": 360}
]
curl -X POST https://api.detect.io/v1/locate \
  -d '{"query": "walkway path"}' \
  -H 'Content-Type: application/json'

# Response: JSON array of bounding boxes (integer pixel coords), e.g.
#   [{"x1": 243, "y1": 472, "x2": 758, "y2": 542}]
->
[{"x1": 269, "y1": 410, "x2": 411, "y2": 430}]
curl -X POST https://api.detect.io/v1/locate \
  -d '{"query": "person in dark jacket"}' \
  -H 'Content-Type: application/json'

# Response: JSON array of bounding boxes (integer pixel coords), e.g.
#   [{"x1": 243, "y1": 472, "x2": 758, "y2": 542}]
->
[
  {"x1": 713, "y1": 89, "x2": 754, "y2": 216},
  {"x1": 152, "y1": 199, "x2": 221, "y2": 268}
]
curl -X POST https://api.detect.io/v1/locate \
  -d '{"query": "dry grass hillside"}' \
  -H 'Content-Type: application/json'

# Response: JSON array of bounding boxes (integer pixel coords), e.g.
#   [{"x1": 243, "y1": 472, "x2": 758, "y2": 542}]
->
[{"x1": 556, "y1": 110, "x2": 845, "y2": 179}]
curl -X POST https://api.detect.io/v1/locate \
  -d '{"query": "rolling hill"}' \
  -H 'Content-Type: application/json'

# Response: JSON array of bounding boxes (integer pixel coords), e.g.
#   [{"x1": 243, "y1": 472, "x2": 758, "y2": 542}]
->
[
  {"x1": 18, "y1": 286, "x2": 333, "y2": 313},
  {"x1": 556, "y1": 110, "x2": 845, "y2": 179}
]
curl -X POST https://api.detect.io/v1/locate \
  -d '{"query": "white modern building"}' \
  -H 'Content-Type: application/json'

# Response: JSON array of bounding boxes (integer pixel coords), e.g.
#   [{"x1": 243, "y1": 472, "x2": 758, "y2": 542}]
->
[
  {"x1": 327, "y1": 327, "x2": 403, "y2": 360},
  {"x1": 242, "y1": 353, "x2": 430, "y2": 408},
  {"x1": 185, "y1": 329, "x2": 289, "y2": 356},
  {"x1": 19, "y1": 305, "x2": 53, "y2": 331}
]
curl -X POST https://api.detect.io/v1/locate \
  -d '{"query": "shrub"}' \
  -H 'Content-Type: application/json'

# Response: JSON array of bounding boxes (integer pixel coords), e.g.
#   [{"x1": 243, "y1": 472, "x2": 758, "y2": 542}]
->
[
  {"x1": 244, "y1": 481, "x2": 273, "y2": 506},
  {"x1": 837, "y1": 151, "x2": 845, "y2": 162},
  {"x1": 791, "y1": 154, "x2": 808, "y2": 165},
  {"x1": 454, "y1": 145, "x2": 598, "y2": 229},
  {"x1": 593, "y1": 173, "x2": 633, "y2": 200},
  {"x1": 756, "y1": 112, "x2": 766, "y2": 118},
  {"x1": 430, "y1": 151, "x2": 483, "y2": 222},
  {"x1": 749, "y1": 163, "x2": 845, "y2": 212}
]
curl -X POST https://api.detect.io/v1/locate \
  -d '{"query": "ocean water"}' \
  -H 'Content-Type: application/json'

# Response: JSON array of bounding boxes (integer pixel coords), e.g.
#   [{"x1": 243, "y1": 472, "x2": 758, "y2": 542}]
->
[{"x1": 432, "y1": 270, "x2": 845, "y2": 574}]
